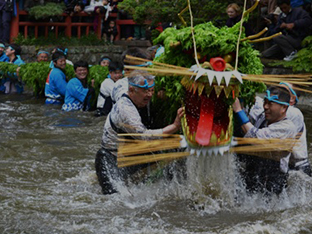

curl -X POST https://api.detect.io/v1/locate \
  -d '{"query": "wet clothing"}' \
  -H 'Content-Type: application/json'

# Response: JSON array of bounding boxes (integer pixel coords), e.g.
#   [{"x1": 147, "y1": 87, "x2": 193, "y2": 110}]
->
[
  {"x1": 238, "y1": 109, "x2": 297, "y2": 195},
  {"x1": 96, "y1": 77, "x2": 114, "y2": 116},
  {"x1": 62, "y1": 78, "x2": 91, "y2": 111},
  {"x1": 111, "y1": 77, "x2": 128, "y2": 104},
  {"x1": 95, "y1": 148, "x2": 151, "y2": 195},
  {"x1": 96, "y1": 93, "x2": 163, "y2": 194},
  {"x1": 101, "y1": 93, "x2": 162, "y2": 152},
  {"x1": 249, "y1": 97, "x2": 311, "y2": 176},
  {"x1": 107, "y1": 77, "x2": 152, "y2": 126},
  {"x1": 45, "y1": 67, "x2": 67, "y2": 105},
  {"x1": 0, "y1": 52, "x2": 9, "y2": 62}
]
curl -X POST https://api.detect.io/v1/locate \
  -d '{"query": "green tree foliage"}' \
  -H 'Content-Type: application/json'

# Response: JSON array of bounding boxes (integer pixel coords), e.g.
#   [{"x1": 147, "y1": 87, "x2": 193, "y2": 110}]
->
[
  {"x1": 28, "y1": 3, "x2": 65, "y2": 20},
  {"x1": 118, "y1": 0, "x2": 243, "y2": 27}
]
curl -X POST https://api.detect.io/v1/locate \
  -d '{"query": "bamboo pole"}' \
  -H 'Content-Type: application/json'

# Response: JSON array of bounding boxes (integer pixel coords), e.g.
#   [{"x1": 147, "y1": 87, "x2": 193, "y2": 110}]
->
[{"x1": 118, "y1": 151, "x2": 190, "y2": 167}]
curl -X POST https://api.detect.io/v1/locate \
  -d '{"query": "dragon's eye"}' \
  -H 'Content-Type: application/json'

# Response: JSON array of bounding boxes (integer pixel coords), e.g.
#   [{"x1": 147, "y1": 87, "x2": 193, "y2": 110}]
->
[{"x1": 223, "y1": 54, "x2": 233, "y2": 63}]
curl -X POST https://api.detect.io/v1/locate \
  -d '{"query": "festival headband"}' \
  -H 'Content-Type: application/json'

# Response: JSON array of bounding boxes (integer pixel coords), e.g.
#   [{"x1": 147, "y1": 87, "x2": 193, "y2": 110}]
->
[
  {"x1": 133, "y1": 61, "x2": 153, "y2": 67},
  {"x1": 37, "y1": 50, "x2": 49, "y2": 56},
  {"x1": 9, "y1": 46, "x2": 21, "y2": 56},
  {"x1": 0, "y1": 43, "x2": 5, "y2": 48},
  {"x1": 129, "y1": 79, "x2": 155, "y2": 90},
  {"x1": 279, "y1": 82, "x2": 298, "y2": 104},
  {"x1": 101, "y1": 58, "x2": 111, "y2": 62},
  {"x1": 264, "y1": 90, "x2": 290, "y2": 106},
  {"x1": 57, "y1": 48, "x2": 68, "y2": 56},
  {"x1": 52, "y1": 55, "x2": 66, "y2": 61}
]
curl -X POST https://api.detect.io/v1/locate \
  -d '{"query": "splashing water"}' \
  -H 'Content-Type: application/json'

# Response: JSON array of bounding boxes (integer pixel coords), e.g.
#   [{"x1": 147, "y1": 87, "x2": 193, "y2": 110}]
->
[{"x1": 1, "y1": 94, "x2": 312, "y2": 233}]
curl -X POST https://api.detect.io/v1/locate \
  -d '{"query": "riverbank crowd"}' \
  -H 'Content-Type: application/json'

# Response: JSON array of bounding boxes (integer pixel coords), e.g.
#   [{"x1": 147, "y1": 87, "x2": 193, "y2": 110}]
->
[{"x1": 1, "y1": 0, "x2": 312, "y2": 197}]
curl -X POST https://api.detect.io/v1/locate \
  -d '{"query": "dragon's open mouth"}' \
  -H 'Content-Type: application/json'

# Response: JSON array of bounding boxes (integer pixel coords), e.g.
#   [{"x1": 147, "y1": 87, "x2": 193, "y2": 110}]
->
[{"x1": 181, "y1": 77, "x2": 240, "y2": 149}]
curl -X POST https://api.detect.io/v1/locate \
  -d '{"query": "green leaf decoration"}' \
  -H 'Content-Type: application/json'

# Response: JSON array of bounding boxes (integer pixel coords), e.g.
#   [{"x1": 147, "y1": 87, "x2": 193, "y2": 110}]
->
[
  {"x1": 28, "y1": 3, "x2": 66, "y2": 20},
  {"x1": 0, "y1": 62, "x2": 109, "y2": 108}
]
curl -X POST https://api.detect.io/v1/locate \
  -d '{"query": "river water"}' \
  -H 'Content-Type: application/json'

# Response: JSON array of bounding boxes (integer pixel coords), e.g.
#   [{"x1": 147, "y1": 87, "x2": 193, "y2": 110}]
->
[{"x1": 1, "y1": 93, "x2": 312, "y2": 234}]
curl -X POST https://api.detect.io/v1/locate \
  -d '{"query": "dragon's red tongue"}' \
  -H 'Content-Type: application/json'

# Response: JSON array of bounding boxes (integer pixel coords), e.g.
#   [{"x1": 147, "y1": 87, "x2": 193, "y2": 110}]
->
[{"x1": 195, "y1": 95, "x2": 214, "y2": 146}]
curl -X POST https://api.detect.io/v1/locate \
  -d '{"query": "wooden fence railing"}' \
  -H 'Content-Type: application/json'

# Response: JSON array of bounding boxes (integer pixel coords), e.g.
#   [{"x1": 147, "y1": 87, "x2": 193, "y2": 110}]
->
[{"x1": 10, "y1": 3, "x2": 143, "y2": 42}]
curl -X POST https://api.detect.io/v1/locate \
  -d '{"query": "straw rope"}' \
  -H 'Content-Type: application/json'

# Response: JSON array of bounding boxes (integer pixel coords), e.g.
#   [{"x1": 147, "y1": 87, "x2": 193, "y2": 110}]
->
[
  {"x1": 235, "y1": 0, "x2": 247, "y2": 70},
  {"x1": 187, "y1": 0, "x2": 200, "y2": 67}
]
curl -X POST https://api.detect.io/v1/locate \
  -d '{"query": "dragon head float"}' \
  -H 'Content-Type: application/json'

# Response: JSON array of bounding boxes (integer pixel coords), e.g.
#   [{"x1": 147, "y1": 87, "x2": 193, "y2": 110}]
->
[{"x1": 150, "y1": 21, "x2": 266, "y2": 155}]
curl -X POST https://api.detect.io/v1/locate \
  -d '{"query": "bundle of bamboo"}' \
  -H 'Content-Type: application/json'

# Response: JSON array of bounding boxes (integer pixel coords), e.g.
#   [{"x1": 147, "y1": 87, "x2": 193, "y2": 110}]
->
[
  {"x1": 117, "y1": 133, "x2": 299, "y2": 167},
  {"x1": 124, "y1": 55, "x2": 312, "y2": 93}
]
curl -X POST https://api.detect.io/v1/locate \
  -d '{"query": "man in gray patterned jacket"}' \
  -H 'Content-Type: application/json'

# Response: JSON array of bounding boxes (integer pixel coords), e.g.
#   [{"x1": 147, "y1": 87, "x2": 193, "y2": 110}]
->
[
  {"x1": 95, "y1": 70, "x2": 183, "y2": 195},
  {"x1": 233, "y1": 85, "x2": 297, "y2": 195}
]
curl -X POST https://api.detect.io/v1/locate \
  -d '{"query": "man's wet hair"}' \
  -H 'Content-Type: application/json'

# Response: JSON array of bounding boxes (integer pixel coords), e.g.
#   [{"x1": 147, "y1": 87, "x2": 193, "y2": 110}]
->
[
  {"x1": 9, "y1": 44, "x2": 22, "y2": 56},
  {"x1": 128, "y1": 70, "x2": 155, "y2": 86},
  {"x1": 109, "y1": 61, "x2": 124, "y2": 72},
  {"x1": 52, "y1": 51, "x2": 66, "y2": 62},
  {"x1": 74, "y1": 60, "x2": 89, "y2": 71},
  {"x1": 277, "y1": 0, "x2": 290, "y2": 6},
  {"x1": 121, "y1": 47, "x2": 152, "y2": 65},
  {"x1": 268, "y1": 86, "x2": 291, "y2": 104}
]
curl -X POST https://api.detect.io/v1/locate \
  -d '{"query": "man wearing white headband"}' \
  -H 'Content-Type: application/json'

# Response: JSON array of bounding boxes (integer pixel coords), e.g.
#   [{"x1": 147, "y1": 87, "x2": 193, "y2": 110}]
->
[
  {"x1": 248, "y1": 82, "x2": 311, "y2": 177},
  {"x1": 233, "y1": 86, "x2": 297, "y2": 195},
  {"x1": 37, "y1": 50, "x2": 49, "y2": 62},
  {"x1": 95, "y1": 70, "x2": 183, "y2": 195}
]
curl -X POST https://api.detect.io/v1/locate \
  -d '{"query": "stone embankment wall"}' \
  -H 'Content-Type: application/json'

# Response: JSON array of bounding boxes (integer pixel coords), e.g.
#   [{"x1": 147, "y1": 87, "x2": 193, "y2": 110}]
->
[
  {"x1": 21, "y1": 45, "x2": 126, "y2": 64},
  {"x1": 261, "y1": 58, "x2": 312, "y2": 106}
]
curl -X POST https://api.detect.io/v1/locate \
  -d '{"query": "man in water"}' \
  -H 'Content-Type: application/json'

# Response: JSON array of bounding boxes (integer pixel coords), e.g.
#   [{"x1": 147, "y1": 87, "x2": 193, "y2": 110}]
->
[
  {"x1": 249, "y1": 82, "x2": 311, "y2": 177},
  {"x1": 95, "y1": 70, "x2": 183, "y2": 195},
  {"x1": 233, "y1": 86, "x2": 297, "y2": 195},
  {"x1": 95, "y1": 61, "x2": 124, "y2": 116},
  {"x1": 44, "y1": 51, "x2": 67, "y2": 105},
  {"x1": 62, "y1": 60, "x2": 95, "y2": 111},
  {"x1": 37, "y1": 50, "x2": 49, "y2": 63},
  {"x1": 111, "y1": 47, "x2": 154, "y2": 128}
]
